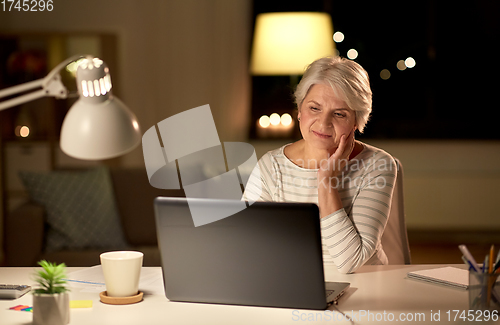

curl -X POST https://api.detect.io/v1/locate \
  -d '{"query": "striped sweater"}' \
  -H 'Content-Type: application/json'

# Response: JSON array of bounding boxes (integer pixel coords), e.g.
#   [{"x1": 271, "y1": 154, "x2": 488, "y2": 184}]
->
[{"x1": 242, "y1": 142, "x2": 397, "y2": 273}]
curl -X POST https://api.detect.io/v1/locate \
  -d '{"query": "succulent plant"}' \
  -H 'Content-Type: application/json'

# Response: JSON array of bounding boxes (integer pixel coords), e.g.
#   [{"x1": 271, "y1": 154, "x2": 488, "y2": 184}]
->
[{"x1": 33, "y1": 260, "x2": 70, "y2": 294}]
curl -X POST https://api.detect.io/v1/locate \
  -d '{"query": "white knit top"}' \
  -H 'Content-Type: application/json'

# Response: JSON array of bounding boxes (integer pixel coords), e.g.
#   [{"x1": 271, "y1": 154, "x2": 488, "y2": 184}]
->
[{"x1": 242, "y1": 142, "x2": 397, "y2": 273}]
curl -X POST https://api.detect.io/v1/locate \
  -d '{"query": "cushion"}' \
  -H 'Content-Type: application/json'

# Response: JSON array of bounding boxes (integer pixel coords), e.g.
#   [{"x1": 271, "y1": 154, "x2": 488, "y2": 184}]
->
[
  {"x1": 110, "y1": 168, "x2": 185, "y2": 246},
  {"x1": 19, "y1": 166, "x2": 128, "y2": 252}
]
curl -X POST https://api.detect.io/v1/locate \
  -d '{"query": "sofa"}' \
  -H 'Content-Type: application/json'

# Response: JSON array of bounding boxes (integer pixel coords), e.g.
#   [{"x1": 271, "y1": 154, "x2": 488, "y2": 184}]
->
[{"x1": 4, "y1": 167, "x2": 185, "y2": 267}]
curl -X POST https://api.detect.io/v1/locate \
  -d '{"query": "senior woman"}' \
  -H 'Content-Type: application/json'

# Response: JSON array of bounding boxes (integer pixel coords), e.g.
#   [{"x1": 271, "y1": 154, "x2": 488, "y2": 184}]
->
[{"x1": 243, "y1": 56, "x2": 397, "y2": 274}]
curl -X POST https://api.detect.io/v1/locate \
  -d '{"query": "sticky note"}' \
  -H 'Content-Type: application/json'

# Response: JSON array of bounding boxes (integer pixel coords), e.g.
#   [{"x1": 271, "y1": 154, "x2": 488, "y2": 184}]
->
[
  {"x1": 10, "y1": 301, "x2": 93, "y2": 311},
  {"x1": 9, "y1": 305, "x2": 32, "y2": 312},
  {"x1": 70, "y1": 300, "x2": 93, "y2": 308}
]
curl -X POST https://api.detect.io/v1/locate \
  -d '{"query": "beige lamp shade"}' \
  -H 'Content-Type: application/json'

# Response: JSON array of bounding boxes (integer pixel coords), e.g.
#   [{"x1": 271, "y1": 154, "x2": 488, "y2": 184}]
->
[
  {"x1": 250, "y1": 12, "x2": 336, "y2": 75},
  {"x1": 60, "y1": 57, "x2": 141, "y2": 160},
  {"x1": 60, "y1": 96, "x2": 141, "y2": 160},
  {"x1": 0, "y1": 55, "x2": 141, "y2": 160}
]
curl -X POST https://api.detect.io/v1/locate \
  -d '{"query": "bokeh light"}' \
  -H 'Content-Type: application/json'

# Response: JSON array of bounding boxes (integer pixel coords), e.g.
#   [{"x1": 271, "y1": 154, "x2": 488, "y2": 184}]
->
[
  {"x1": 280, "y1": 113, "x2": 292, "y2": 126},
  {"x1": 405, "y1": 57, "x2": 416, "y2": 68},
  {"x1": 269, "y1": 113, "x2": 281, "y2": 126},
  {"x1": 259, "y1": 115, "x2": 270, "y2": 128},
  {"x1": 380, "y1": 69, "x2": 391, "y2": 80},
  {"x1": 19, "y1": 126, "x2": 30, "y2": 137},
  {"x1": 333, "y1": 31, "x2": 344, "y2": 43},
  {"x1": 397, "y1": 60, "x2": 407, "y2": 71},
  {"x1": 347, "y1": 49, "x2": 358, "y2": 60}
]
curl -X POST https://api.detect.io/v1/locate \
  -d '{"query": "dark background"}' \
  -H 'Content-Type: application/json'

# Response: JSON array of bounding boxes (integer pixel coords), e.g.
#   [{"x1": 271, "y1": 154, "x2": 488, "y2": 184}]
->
[{"x1": 250, "y1": 0, "x2": 500, "y2": 140}]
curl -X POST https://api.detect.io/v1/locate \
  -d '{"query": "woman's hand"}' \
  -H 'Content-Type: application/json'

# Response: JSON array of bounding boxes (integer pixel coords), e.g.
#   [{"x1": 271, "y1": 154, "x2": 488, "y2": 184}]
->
[
  {"x1": 318, "y1": 129, "x2": 355, "y2": 180},
  {"x1": 317, "y1": 129, "x2": 355, "y2": 217}
]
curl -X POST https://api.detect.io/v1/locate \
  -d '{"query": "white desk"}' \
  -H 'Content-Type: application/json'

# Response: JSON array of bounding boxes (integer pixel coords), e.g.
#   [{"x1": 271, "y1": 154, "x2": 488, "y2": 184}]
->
[{"x1": 0, "y1": 264, "x2": 485, "y2": 325}]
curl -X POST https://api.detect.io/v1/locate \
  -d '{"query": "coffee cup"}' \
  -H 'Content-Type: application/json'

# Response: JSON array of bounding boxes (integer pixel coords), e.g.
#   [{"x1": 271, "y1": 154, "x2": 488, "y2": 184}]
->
[{"x1": 100, "y1": 251, "x2": 143, "y2": 297}]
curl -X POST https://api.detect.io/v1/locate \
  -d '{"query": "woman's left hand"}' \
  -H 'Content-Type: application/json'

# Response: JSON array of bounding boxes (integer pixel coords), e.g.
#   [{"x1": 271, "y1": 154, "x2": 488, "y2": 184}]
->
[{"x1": 318, "y1": 129, "x2": 356, "y2": 180}]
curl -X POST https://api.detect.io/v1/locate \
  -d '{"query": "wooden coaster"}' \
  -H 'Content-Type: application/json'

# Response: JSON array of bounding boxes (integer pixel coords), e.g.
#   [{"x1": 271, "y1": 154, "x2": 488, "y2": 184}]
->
[{"x1": 99, "y1": 291, "x2": 143, "y2": 305}]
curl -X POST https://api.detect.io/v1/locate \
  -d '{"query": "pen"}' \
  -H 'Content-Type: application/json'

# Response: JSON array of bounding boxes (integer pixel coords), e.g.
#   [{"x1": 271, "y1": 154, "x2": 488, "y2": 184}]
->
[
  {"x1": 488, "y1": 245, "x2": 494, "y2": 274},
  {"x1": 461, "y1": 245, "x2": 500, "y2": 309},
  {"x1": 485, "y1": 252, "x2": 492, "y2": 306},
  {"x1": 494, "y1": 249, "x2": 500, "y2": 273},
  {"x1": 458, "y1": 245, "x2": 480, "y2": 272},
  {"x1": 461, "y1": 255, "x2": 477, "y2": 272}
]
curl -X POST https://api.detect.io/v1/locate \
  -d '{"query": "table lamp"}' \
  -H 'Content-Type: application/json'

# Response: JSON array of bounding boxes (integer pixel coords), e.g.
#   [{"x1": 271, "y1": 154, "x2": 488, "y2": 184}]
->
[
  {"x1": 250, "y1": 12, "x2": 336, "y2": 139},
  {"x1": 0, "y1": 55, "x2": 141, "y2": 160},
  {"x1": 250, "y1": 12, "x2": 336, "y2": 76}
]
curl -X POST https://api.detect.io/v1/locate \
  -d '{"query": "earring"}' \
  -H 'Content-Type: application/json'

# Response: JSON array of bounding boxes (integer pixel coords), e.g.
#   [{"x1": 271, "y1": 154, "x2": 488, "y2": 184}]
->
[{"x1": 298, "y1": 117, "x2": 301, "y2": 121}]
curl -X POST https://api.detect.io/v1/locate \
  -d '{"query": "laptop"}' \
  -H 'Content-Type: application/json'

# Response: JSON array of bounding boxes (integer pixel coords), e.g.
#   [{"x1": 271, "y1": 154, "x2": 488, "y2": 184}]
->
[{"x1": 154, "y1": 197, "x2": 350, "y2": 310}]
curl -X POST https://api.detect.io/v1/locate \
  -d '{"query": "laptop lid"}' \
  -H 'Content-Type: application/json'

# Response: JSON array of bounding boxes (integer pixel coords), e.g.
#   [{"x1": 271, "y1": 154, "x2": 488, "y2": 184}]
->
[{"x1": 154, "y1": 197, "x2": 342, "y2": 310}]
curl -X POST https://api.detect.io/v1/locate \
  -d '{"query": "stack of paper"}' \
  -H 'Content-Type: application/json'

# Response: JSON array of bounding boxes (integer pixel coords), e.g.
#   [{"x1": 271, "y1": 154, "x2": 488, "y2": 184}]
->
[
  {"x1": 407, "y1": 266, "x2": 469, "y2": 290},
  {"x1": 65, "y1": 266, "x2": 165, "y2": 295}
]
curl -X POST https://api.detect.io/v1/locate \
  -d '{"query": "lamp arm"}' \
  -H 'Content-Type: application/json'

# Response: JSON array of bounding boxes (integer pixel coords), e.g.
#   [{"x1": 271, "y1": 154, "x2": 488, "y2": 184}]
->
[
  {"x1": 42, "y1": 54, "x2": 85, "y2": 86},
  {"x1": 0, "y1": 54, "x2": 87, "y2": 112},
  {"x1": 0, "y1": 78, "x2": 44, "y2": 99},
  {"x1": 0, "y1": 89, "x2": 47, "y2": 111}
]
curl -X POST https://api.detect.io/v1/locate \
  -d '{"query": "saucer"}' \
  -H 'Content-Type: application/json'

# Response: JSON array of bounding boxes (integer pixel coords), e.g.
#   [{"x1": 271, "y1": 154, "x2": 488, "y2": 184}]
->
[{"x1": 99, "y1": 291, "x2": 143, "y2": 305}]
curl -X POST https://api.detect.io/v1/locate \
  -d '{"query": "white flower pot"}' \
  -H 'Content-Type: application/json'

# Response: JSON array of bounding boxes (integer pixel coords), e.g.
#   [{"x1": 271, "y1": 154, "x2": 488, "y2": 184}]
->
[{"x1": 32, "y1": 292, "x2": 70, "y2": 325}]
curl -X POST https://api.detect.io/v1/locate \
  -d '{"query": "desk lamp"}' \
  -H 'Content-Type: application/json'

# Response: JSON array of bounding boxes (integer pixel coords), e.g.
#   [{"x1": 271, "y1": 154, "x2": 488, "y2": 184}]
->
[{"x1": 0, "y1": 55, "x2": 141, "y2": 160}]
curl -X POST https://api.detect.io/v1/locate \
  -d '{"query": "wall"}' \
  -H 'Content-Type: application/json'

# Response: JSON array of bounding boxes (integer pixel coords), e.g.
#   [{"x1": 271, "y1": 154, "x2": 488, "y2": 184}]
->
[
  {"x1": 250, "y1": 140, "x2": 500, "y2": 231},
  {"x1": 369, "y1": 140, "x2": 500, "y2": 230},
  {"x1": 0, "y1": 0, "x2": 252, "y2": 263},
  {"x1": 0, "y1": 0, "x2": 252, "y2": 167}
]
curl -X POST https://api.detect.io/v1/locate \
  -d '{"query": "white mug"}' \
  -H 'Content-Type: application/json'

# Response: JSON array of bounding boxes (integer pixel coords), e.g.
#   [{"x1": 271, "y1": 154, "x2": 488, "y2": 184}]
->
[{"x1": 100, "y1": 251, "x2": 143, "y2": 297}]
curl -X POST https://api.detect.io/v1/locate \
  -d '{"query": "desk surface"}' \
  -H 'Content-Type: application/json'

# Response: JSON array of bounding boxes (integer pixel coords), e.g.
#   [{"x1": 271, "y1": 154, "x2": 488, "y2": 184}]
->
[{"x1": 0, "y1": 264, "x2": 485, "y2": 325}]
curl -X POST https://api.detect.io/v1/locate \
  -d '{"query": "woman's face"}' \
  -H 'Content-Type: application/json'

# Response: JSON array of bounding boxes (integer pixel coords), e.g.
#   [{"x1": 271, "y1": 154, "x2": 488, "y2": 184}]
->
[{"x1": 297, "y1": 84, "x2": 356, "y2": 153}]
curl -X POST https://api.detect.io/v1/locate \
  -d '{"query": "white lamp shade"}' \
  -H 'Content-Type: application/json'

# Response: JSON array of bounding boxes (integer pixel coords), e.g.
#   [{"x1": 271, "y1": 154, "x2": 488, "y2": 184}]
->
[
  {"x1": 250, "y1": 12, "x2": 336, "y2": 75},
  {"x1": 60, "y1": 96, "x2": 141, "y2": 160}
]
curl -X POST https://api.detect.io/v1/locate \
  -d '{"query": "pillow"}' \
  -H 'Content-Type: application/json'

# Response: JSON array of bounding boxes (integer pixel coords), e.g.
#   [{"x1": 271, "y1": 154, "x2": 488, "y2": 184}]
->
[{"x1": 19, "y1": 166, "x2": 128, "y2": 252}]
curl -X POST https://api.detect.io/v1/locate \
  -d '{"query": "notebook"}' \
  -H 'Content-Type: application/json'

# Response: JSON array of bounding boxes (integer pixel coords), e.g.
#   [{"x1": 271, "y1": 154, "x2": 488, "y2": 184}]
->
[
  {"x1": 407, "y1": 266, "x2": 469, "y2": 289},
  {"x1": 154, "y1": 197, "x2": 350, "y2": 310}
]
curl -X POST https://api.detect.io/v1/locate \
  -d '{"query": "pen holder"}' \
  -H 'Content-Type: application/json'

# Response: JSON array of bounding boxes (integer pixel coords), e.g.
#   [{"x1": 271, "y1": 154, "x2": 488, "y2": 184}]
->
[{"x1": 469, "y1": 271, "x2": 500, "y2": 311}]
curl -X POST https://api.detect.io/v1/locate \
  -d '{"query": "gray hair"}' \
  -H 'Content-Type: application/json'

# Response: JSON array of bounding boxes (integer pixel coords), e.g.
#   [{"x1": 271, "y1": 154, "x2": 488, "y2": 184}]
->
[{"x1": 294, "y1": 56, "x2": 372, "y2": 133}]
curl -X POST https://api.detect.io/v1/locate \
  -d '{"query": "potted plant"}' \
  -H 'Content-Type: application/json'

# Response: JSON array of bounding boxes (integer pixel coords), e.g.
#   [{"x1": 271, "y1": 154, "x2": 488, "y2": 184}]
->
[{"x1": 32, "y1": 260, "x2": 70, "y2": 325}]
